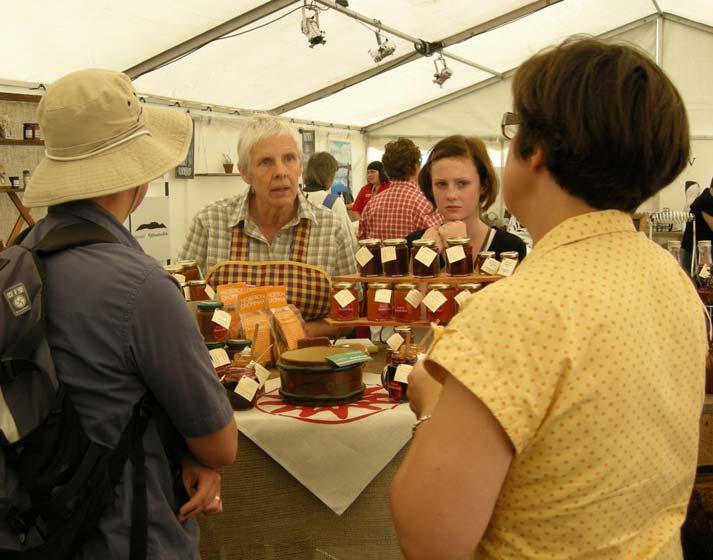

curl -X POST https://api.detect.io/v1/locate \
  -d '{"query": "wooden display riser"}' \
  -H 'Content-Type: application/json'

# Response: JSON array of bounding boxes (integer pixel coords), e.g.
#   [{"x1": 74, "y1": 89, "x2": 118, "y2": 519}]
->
[
  {"x1": 332, "y1": 273, "x2": 502, "y2": 284},
  {"x1": 325, "y1": 318, "x2": 431, "y2": 328}
]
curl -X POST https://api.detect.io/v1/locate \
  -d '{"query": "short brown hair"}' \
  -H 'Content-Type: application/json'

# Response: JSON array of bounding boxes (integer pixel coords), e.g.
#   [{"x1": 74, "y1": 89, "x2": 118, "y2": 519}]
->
[
  {"x1": 382, "y1": 138, "x2": 421, "y2": 181},
  {"x1": 304, "y1": 152, "x2": 339, "y2": 189},
  {"x1": 512, "y1": 37, "x2": 689, "y2": 212},
  {"x1": 418, "y1": 135, "x2": 499, "y2": 211}
]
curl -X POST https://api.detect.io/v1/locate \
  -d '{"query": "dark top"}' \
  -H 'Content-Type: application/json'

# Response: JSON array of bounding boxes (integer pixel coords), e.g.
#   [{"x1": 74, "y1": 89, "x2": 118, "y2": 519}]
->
[
  {"x1": 406, "y1": 226, "x2": 528, "y2": 262},
  {"x1": 682, "y1": 188, "x2": 713, "y2": 251},
  {"x1": 22, "y1": 201, "x2": 233, "y2": 560}
]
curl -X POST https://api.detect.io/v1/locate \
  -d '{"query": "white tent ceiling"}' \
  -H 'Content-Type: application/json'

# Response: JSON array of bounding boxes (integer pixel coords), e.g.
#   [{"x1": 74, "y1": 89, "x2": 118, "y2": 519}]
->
[{"x1": 2, "y1": 0, "x2": 712, "y2": 129}]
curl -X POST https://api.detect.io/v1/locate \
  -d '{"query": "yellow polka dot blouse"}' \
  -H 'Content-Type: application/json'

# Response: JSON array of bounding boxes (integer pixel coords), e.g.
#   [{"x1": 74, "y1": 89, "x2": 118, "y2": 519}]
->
[{"x1": 428, "y1": 210, "x2": 707, "y2": 559}]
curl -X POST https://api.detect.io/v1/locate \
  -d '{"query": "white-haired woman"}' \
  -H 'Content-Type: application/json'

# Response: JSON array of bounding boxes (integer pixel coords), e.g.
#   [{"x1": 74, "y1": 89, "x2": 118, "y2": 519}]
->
[{"x1": 179, "y1": 116, "x2": 357, "y2": 336}]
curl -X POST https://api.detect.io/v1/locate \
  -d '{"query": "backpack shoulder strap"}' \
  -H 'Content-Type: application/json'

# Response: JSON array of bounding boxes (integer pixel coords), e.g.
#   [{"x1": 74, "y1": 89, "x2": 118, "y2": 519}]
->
[{"x1": 32, "y1": 222, "x2": 119, "y2": 255}]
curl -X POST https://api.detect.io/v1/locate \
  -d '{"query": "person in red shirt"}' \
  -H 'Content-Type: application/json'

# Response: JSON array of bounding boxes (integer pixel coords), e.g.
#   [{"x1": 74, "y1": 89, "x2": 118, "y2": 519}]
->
[{"x1": 351, "y1": 161, "x2": 390, "y2": 219}]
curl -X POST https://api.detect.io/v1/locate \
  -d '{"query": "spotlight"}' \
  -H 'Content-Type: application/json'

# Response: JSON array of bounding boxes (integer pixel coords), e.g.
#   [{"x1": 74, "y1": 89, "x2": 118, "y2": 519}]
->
[
  {"x1": 432, "y1": 54, "x2": 453, "y2": 87},
  {"x1": 301, "y1": 4, "x2": 326, "y2": 48},
  {"x1": 369, "y1": 30, "x2": 396, "y2": 63}
]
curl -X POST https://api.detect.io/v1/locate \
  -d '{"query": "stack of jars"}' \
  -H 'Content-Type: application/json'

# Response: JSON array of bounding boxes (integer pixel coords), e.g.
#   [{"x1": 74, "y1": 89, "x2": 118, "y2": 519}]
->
[{"x1": 163, "y1": 260, "x2": 208, "y2": 301}]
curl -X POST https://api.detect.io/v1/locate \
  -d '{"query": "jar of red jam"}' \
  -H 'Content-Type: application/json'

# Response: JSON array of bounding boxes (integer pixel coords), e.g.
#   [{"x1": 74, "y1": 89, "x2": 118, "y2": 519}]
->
[
  {"x1": 222, "y1": 365, "x2": 265, "y2": 410},
  {"x1": 178, "y1": 259, "x2": 201, "y2": 281},
  {"x1": 188, "y1": 280, "x2": 210, "y2": 302},
  {"x1": 422, "y1": 283, "x2": 456, "y2": 324},
  {"x1": 476, "y1": 250, "x2": 499, "y2": 275},
  {"x1": 393, "y1": 283, "x2": 421, "y2": 323},
  {"x1": 445, "y1": 238, "x2": 473, "y2": 276},
  {"x1": 330, "y1": 282, "x2": 359, "y2": 321},
  {"x1": 356, "y1": 239, "x2": 382, "y2": 277},
  {"x1": 366, "y1": 282, "x2": 393, "y2": 321},
  {"x1": 381, "y1": 239, "x2": 409, "y2": 277},
  {"x1": 196, "y1": 301, "x2": 229, "y2": 342},
  {"x1": 497, "y1": 251, "x2": 520, "y2": 276},
  {"x1": 411, "y1": 238, "x2": 440, "y2": 278}
]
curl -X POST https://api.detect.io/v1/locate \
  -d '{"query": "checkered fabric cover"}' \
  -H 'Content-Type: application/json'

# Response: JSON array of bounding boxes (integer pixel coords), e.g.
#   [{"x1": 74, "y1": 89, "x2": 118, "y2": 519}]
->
[{"x1": 206, "y1": 218, "x2": 330, "y2": 321}]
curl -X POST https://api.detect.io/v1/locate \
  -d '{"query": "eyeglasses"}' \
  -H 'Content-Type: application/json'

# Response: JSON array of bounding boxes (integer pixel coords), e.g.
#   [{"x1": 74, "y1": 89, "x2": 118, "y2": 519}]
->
[{"x1": 501, "y1": 112, "x2": 521, "y2": 140}]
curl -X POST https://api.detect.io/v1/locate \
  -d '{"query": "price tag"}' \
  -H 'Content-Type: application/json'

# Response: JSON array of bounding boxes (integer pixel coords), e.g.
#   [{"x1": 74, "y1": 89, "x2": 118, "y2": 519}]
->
[
  {"x1": 235, "y1": 376, "x2": 259, "y2": 401},
  {"x1": 416, "y1": 352, "x2": 427, "y2": 361},
  {"x1": 183, "y1": 286, "x2": 191, "y2": 301},
  {"x1": 212, "y1": 309, "x2": 232, "y2": 329},
  {"x1": 205, "y1": 284, "x2": 216, "y2": 299},
  {"x1": 497, "y1": 258, "x2": 517, "y2": 277},
  {"x1": 386, "y1": 333, "x2": 404, "y2": 352},
  {"x1": 480, "y1": 257, "x2": 501, "y2": 275},
  {"x1": 415, "y1": 246, "x2": 437, "y2": 267},
  {"x1": 394, "y1": 364, "x2": 413, "y2": 384},
  {"x1": 700, "y1": 264, "x2": 711, "y2": 279},
  {"x1": 253, "y1": 363, "x2": 271, "y2": 387},
  {"x1": 355, "y1": 246, "x2": 374, "y2": 267},
  {"x1": 445, "y1": 245, "x2": 466, "y2": 264},
  {"x1": 454, "y1": 290, "x2": 472, "y2": 308},
  {"x1": 422, "y1": 289, "x2": 447, "y2": 313},
  {"x1": 174, "y1": 273, "x2": 186, "y2": 284},
  {"x1": 209, "y1": 348, "x2": 230, "y2": 369},
  {"x1": 374, "y1": 289, "x2": 392, "y2": 304},
  {"x1": 381, "y1": 246, "x2": 397, "y2": 263},
  {"x1": 405, "y1": 289, "x2": 424, "y2": 308},
  {"x1": 333, "y1": 288, "x2": 356, "y2": 308}
]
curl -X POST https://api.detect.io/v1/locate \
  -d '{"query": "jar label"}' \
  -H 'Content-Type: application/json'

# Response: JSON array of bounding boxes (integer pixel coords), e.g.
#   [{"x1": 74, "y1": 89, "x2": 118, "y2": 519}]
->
[
  {"x1": 183, "y1": 286, "x2": 191, "y2": 301},
  {"x1": 205, "y1": 284, "x2": 217, "y2": 299},
  {"x1": 446, "y1": 245, "x2": 466, "y2": 264},
  {"x1": 333, "y1": 288, "x2": 356, "y2": 308},
  {"x1": 235, "y1": 376, "x2": 259, "y2": 401},
  {"x1": 174, "y1": 273, "x2": 186, "y2": 284},
  {"x1": 381, "y1": 246, "x2": 397, "y2": 263},
  {"x1": 405, "y1": 289, "x2": 424, "y2": 308},
  {"x1": 415, "y1": 246, "x2": 437, "y2": 267},
  {"x1": 254, "y1": 363, "x2": 271, "y2": 387},
  {"x1": 212, "y1": 309, "x2": 232, "y2": 329},
  {"x1": 386, "y1": 333, "x2": 404, "y2": 352},
  {"x1": 355, "y1": 246, "x2": 374, "y2": 267},
  {"x1": 700, "y1": 264, "x2": 711, "y2": 279},
  {"x1": 497, "y1": 258, "x2": 517, "y2": 277},
  {"x1": 377, "y1": 302, "x2": 392, "y2": 318},
  {"x1": 454, "y1": 290, "x2": 473, "y2": 308},
  {"x1": 422, "y1": 289, "x2": 447, "y2": 313},
  {"x1": 374, "y1": 288, "x2": 392, "y2": 304},
  {"x1": 394, "y1": 364, "x2": 413, "y2": 384},
  {"x1": 209, "y1": 348, "x2": 231, "y2": 369},
  {"x1": 480, "y1": 257, "x2": 501, "y2": 275}
]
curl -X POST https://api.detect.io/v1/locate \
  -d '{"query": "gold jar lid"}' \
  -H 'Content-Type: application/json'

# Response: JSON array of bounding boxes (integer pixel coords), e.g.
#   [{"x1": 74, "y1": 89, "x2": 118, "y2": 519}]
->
[
  {"x1": 477, "y1": 250, "x2": 496, "y2": 258},
  {"x1": 188, "y1": 279, "x2": 207, "y2": 286},
  {"x1": 428, "y1": 283, "x2": 449, "y2": 290},
  {"x1": 382, "y1": 238, "x2": 407, "y2": 246},
  {"x1": 359, "y1": 238, "x2": 381, "y2": 247},
  {"x1": 333, "y1": 282, "x2": 355, "y2": 290},
  {"x1": 412, "y1": 238, "x2": 437, "y2": 247},
  {"x1": 163, "y1": 264, "x2": 183, "y2": 273},
  {"x1": 457, "y1": 283, "x2": 482, "y2": 290},
  {"x1": 394, "y1": 325, "x2": 412, "y2": 335},
  {"x1": 367, "y1": 282, "x2": 391, "y2": 289},
  {"x1": 446, "y1": 237, "x2": 470, "y2": 246},
  {"x1": 499, "y1": 251, "x2": 519, "y2": 259},
  {"x1": 394, "y1": 282, "x2": 417, "y2": 290},
  {"x1": 178, "y1": 259, "x2": 197, "y2": 266}
]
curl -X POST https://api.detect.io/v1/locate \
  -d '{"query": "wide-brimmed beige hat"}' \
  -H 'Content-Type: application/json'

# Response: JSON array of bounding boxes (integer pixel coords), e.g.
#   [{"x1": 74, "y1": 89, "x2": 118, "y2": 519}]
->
[{"x1": 24, "y1": 68, "x2": 192, "y2": 207}]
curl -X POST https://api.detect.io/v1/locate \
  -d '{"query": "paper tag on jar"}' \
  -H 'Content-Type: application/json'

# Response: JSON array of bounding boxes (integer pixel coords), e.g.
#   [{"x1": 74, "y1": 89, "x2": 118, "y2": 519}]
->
[
  {"x1": 480, "y1": 257, "x2": 501, "y2": 275},
  {"x1": 183, "y1": 286, "x2": 191, "y2": 301},
  {"x1": 394, "y1": 364, "x2": 413, "y2": 384},
  {"x1": 355, "y1": 246, "x2": 374, "y2": 267},
  {"x1": 375, "y1": 289, "x2": 392, "y2": 304},
  {"x1": 212, "y1": 309, "x2": 232, "y2": 329},
  {"x1": 381, "y1": 246, "x2": 397, "y2": 263},
  {"x1": 235, "y1": 376, "x2": 259, "y2": 401},
  {"x1": 205, "y1": 284, "x2": 216, "y2": 299},
  {"x1": 415, "y1": 246, "x2": 437, "y2": 267},
  {"x1": 445, "y1": 245, "x2": 466, "y2": 264},
  {"x1": 700, "y1": 264, "x2": 711, "y2": 279},
  {"x1": 333, "y1": 288, "x2": 356, "y2": 308},
  {"x1": 405, "y1": 289, "x2": 424, "y2": 308},
  {"x1": 497, "y1": 258, "x2": 517, "y2": 277},
  {"x1": 209, "y1": 348, "x2": 231, "y2": 369},
  {"x1": 422, "y1": 289, "x2": 447, "y2": 312},
  {"x1": 386, "y1": 333, "x2": 404, "y2": 352},
  {"x1": 253, "y1": 363, "x2": 271, "y2": 387},
  {"x1": 174, "y1": 273, "x2": 186, "y2": 284},
  {"x1": 454, "y1": 290, "x2": 473, "y2": 308}
]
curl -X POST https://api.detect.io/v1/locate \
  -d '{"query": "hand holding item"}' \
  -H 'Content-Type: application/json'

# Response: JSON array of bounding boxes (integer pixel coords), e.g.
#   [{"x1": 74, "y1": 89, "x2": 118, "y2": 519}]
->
[
  {"x1": 437, "y1": 220, "x2": 467, "y2": 245},
  {"x1": 421, "y1": 226, "x2": 445, "y2": 252},
  {"x1": 407, "y1": 360, "x2": 443, "y2": 419},
  {"x1": 177, "y1": 456, "x2": 223, "y2": 522}
]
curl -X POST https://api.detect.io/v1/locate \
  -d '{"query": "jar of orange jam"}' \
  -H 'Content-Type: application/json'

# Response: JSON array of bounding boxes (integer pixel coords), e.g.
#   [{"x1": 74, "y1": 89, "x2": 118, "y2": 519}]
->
[
  {"x1": 422, "y1": 283, "x2": 457, "y2": 324},
  {"x1": 393, "y1": 283, "x2": 421, "y2": 323},
  {"x1": 196, "y1": 301, "x2": 229, "y2": 342},
  {"x1": 330, "y1": 282, "x2": 359, "y2": 321},
  {"x1": 366, "y1": 282, "x2": 393, "y2": 321},
  {"x1": 178, "y1": 259, "x2": 202, "y2": 281}
]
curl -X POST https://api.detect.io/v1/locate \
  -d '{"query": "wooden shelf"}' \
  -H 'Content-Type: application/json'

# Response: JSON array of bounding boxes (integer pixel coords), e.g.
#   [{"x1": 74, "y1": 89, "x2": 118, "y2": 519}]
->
[
  {"x1": 194, "y1": 173, "x2": 241, "y2": 177},
  {"x1": 0, "y1": 188, "x2": 25, "y2": 193},
  {"x1": 0, "y1": 92, "x2": 42, "y2": 103},
  {"x1": 331, "y1": 273, "x2": 502, "y2": 284},
  {"x1": 325, "y1": 318, "x2": 431, "y2": 328},
  {"x1": 0, "y1": 139, "x2": 44, "y2": 146}
]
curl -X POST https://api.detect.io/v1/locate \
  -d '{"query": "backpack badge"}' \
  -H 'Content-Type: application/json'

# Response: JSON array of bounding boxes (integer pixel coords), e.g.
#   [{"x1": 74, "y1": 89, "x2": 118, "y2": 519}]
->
[{"x1": 4, "y1": 283, "x2": 31, "y2": 317}]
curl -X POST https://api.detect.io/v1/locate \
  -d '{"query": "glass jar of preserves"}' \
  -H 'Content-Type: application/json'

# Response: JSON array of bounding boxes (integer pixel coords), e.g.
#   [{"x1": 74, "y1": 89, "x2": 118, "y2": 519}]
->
[
  {"x1": 411, "y1": 238, "x2": 440, "y2": 278},
  {"x1": 206, "y1": 341, "x2": 229, "y2": 378},
  {"x1": 356, "y1": 239, "x2": 382, "y2": 276},
  {"x1": 163, "y1": 264, "x2": 185, "y2": 283},
  {"x1": 226, "y1": 339, "x2": 252, "y2": 362},
  {"x1": 422, "y1": 283, "x2": 457, "y2": 324},
  {"x1": 366, "y1": 282, "x2": 393, "y2": 321},
  {"x1": 381, "y1": 238, "x2": 409, "y2": 277},
  {"x1": 196, "y1": 301, "x2": 229, "y2": 342},
  {"x1": 330, "y1": 282, "x2": 359, "y2": 321},
  {"x1": 455, "y1": 282, "x2": 481, "y2": 312},
  {"x1": 222, "y1": 365, "x2": 265, "y2": 410},
  {"x1": 475, "y1": 250, "x2": 499, "y2": 275},
  {"x1": 696, "y1": 240, "x2": 713, "y2": 304},
  {"x1": 445, "y1": 238, "x2": 473, "y2": 276},
  {"x1": 393, "y1": 283, "x2": 421, "y2": 323},
  {"x1": 188, "y1": 280, "x2": 210, "y2": 302},
  {"x1": 178, "y1": 259, "x2": 201, "y2": 282},
  {"x1": 497, "y1": 251, "x2": 520, "y2": 277}
]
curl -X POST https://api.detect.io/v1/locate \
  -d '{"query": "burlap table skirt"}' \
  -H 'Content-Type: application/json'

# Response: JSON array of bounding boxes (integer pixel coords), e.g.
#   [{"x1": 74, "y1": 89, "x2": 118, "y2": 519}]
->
[{"x1": 198, "y1": 436, "x2": 406, "y2": 560}]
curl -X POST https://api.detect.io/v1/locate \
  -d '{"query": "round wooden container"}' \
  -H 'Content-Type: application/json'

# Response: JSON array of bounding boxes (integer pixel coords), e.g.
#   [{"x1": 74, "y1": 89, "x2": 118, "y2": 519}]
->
[{"x1": 277, "y1": 346, "x2": 365, "y2": 406}]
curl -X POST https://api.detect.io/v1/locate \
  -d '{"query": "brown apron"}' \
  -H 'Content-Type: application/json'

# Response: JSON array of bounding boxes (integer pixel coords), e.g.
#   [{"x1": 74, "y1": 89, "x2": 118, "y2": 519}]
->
[{"x1": 205, "y1": 219, "x2": 331, "y2": 321}]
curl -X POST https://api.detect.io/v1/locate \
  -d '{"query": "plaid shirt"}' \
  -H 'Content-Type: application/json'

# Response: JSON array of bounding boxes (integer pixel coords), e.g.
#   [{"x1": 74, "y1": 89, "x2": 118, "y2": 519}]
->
[
  {"x1": 358, "y1": 180, "x2": 443, "y2": 240},
  {"x1": 179, "y1": 191, "x2": 357, "y2": 276}
]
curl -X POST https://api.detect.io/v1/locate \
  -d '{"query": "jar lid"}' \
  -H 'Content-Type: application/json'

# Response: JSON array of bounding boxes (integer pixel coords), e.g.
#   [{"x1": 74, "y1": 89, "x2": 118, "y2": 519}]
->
[
  {"x1": 428, "y1": 283, "x2": 449, "y2": 290},
  {"x1": 205, "y1": 341, "x2": 226, "y2": 350},
  {"x1": 368, "y1": 282, "x2": 391, "y2": 289},
  {"x1": 499, "y1": 251, "x2": 519, "y2": 259},
  {"x1": 477, "y1": 250, "x2": 496, "y2": 257},
  {"x1": 163, "y1": 264, "x2": 183, "y2": 273},
  {"x1": 394, "y1": 326, "x2": 412, "y2": 334},
  {"x1": 188, "y1": 280, "x2": 207, "y2": 286},
  {"x1": 279, "y1": 346, "x2": 353, "y2": 368},
  {"x1": 197, "y1": 300, "x2": 224, "y2": 310},
  {"x1": 412, "y1": 238, "x2": 437, "y2": 247},
  {"x1": 226, "y1": 338, "x2": 251, "y2": 349},
  {"x1": 667, "y1": 240, "x2": 682, "y2": 248},
  {"x1": 333, "y1": 282, "x2": 355, "y2": 289},
  {"x1": 457, "y1": 283, "x2": 482, "y2": 290},
  {"x1": 359, "y1": 238, "x2": 381, "y2": 247},
  {"x1": 699, "y1": 241, "x2": 712, "y2": 247},
  {"x1": 446, "y1": 237, "x2": 470, "y2": 245},
  {"x1": 178, "y1": 259, "x2": 198, "y2": 266},
  {"x1": 382, "y1": 238, "x2": 407, "y2": 246},
  {"x1": 395, "y1": 282, "x2": 417, "y2": 289}
]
